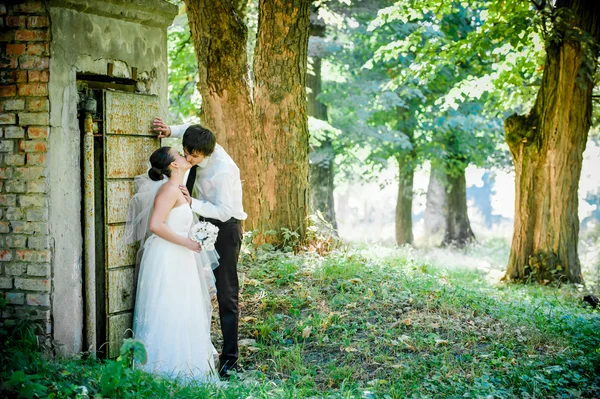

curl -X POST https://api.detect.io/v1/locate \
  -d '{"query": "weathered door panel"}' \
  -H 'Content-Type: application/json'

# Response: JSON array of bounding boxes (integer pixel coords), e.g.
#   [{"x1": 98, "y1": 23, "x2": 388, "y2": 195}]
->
[
  {"x1": 106, "y1": 180, "x2": 136, "y2": 224},
  {"x1": 107, "y1": 313, "x2": 133, "y2": 357},
  {"x1": 106, "y1": 136, "x2": 158, "y2": 179},
  {"x1": 104, "y1": 91, "x2": 159, "y2": 358},
  {"x1": 107, "y1": 268, "x2": 136, "y2": 313},
  {"x1": 105, "y1": 91, "x2": 161, "y2": 136},
  {"x1": 107, "y1": 225, "x2": 137, "y2": 269}
]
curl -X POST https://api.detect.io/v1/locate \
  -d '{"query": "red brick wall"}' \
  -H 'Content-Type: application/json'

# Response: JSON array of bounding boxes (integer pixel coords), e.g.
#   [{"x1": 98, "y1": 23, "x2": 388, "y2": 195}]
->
[{"x1": 0, "y1": 1, "x2": 51, "y2": 336}]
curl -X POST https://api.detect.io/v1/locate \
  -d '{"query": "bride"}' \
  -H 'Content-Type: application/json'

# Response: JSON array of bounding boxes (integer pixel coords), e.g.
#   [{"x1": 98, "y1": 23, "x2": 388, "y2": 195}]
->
[{"x1": 125, "y1": 146, "x2": 218, "y2": 382}]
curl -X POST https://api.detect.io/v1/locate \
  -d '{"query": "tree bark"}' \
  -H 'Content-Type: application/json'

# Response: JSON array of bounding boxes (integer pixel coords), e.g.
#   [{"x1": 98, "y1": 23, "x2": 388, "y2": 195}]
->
[
  {"x1": 252, "y1": 0, "x2": 311, "y2": 242},
  {"x1": 307, "y1": 57, "x2": 327, "y2": 119},
  {"x1": 307, "y1": 55, "x2": 338, "y2": 231},
  {"x1": 185, "y1": 0, "x2": 311, "y2": 244},
  {"x1": 310, "y1": 140, "x2": 337, "y2": 230},
  {"x1": 443, "y1": 168, "x2": 475, "y2": 247},
  {"x1": 504, "y1": 0, "x2": 600, "y2": 283},
  {"x1": 184, "y1": 0, "x2": 260, "y2": 230},
  {"x1": 395, "y1": 153, "x2": 414, "y2": 245},
  {"x1": 424, "y1": 165, "x2": 447, "y2": 245}
]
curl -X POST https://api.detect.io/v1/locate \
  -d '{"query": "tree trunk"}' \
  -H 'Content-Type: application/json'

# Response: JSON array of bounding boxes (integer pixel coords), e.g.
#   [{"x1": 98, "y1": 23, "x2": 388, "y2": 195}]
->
[
  {"x1": 424, "y1": 165, "x2": 447, "y2": 246},
  {"x1": 307, "y1": 55, "x2": 338, "y2": 231},
  {"x1": 395, "y1": 153, "x2": 414, "y2": 245},
  {"x1": 184, "y1": 0, "x2": 260, "y2": 230},
  {"x1": 185, "y1": 0, "x2": 311, "y2": 244},
  {"x1": 310, "y1": 140, "x2": 338, "y2": 230},
  {"x1": 252, "y1": 0, "x2": 311, "y2": 243},
  {"x1": 443, "y1": 168, "x2": 475, "y2": 247},
  {"x1": 307, "y1": 57, "x2": 327, "y2": 119},
  {"x1": 504, "y1": 0, "x2": 600, "y2": 283}
]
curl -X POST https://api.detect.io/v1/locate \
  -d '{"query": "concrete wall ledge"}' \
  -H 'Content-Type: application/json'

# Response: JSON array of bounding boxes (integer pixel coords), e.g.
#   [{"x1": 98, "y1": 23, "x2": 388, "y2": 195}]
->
[{"x1": 50, "y1": 0, "x2": 178, "y2": 28}]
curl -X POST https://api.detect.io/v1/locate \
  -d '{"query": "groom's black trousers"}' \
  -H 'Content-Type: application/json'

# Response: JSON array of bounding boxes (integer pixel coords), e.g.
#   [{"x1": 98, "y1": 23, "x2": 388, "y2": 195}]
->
[{"x1": 201, "y1": 216, "x2": 242, "y2": 366}]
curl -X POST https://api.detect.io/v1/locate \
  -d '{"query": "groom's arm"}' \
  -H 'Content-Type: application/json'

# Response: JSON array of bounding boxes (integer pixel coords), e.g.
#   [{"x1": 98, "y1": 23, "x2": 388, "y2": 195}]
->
[
  {"x1": 190, "y1": 174, "x2": 236, "y2": 222},
  {"x1": 169, "y1": 123, "x2": 191, "y2": 139}
]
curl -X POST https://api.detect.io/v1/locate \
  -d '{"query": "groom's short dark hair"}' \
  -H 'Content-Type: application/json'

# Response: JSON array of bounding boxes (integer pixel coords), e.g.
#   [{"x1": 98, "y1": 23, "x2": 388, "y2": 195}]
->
[{"x1": 183, "y1": 125, "x2": 216, "y2": 156}]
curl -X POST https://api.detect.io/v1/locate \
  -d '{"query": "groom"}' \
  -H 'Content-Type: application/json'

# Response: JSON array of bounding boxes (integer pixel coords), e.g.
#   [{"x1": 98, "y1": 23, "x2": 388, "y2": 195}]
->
[{"x1": 154, "y1": 118, "x2": 246, "y2": 378}]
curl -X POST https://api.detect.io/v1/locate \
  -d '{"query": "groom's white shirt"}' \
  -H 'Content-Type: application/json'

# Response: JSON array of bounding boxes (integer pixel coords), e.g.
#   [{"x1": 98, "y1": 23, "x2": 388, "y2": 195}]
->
[{"x1": 171, "y1": 124, "x2": 248, "y2": 222}]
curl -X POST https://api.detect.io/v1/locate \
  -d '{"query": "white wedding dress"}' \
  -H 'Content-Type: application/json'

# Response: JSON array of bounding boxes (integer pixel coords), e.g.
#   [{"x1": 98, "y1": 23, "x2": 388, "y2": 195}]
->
[{"x1": 133, "y1": 203, "x2": 218, "y2": 382}]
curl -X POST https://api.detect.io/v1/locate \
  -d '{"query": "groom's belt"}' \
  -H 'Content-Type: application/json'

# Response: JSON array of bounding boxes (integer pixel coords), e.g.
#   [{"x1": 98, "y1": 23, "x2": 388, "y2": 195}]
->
[{"x1": 199, "y1": 216, "x2": 240, "y2": 226}]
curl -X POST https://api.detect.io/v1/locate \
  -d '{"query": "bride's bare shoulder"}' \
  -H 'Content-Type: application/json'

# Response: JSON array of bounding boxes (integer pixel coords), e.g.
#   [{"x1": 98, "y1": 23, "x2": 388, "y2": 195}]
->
[{"x1": 154, "y1": 182, "x2": 179, "y2": 201}]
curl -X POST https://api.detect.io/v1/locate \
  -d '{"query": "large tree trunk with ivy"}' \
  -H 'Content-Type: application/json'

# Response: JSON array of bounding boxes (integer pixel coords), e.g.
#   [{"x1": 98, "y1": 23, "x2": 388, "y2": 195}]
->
[
  {"x1": 424, "y1": 165, "x2": 447, "y2": 245},
  {"x1": 504, "y1": 0, "x2": 599, "y2": 284},
  {"x1": 443, "y1": 168, "x2": 475, "y2": 247},
  {"x1": 395, "y1": 153, "x2": 414, "y2": 245},
  {"x1": 252, "y1": 0, "x2": 311, "y2": 242},
  {"x1": 185, "y1": 0, "x2": 311, "y2": 244},
  {"x1": 184, "y1": 0, "x2": 260, "y2": 230},
  {"x1": 308, "y1": 55, "x2": 338, "y2": 231}
]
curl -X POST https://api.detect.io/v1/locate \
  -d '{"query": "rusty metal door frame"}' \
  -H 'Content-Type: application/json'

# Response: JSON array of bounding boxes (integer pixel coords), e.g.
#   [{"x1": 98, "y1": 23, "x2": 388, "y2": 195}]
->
[
  {"x1": 82, "y1": 110, "x2": 96, "y2": 354},
  {"x1": 79, "y1": 85, "x2": 106, "y2": 356}
]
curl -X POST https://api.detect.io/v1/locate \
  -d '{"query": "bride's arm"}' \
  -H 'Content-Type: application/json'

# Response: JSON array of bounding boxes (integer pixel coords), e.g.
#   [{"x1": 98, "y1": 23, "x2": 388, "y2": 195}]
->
[{"x1": 148, "y1": 185, "x2": 200, "y2": 252}]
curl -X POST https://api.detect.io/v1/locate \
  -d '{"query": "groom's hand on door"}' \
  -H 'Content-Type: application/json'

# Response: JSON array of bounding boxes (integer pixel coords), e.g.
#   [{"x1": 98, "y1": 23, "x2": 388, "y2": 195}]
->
[
  {"x1": 153, "y1": 117, "x2": 171, "y2": 138},
  {"x1": 179, "y1": 185, "x2": 192, "y2": 206}
]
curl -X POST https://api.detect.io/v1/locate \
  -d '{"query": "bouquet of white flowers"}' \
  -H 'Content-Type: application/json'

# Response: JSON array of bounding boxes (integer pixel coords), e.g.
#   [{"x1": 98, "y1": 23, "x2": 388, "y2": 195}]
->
[{"x1": 190, "y1": 221, "x2": 219, "y2": 251}]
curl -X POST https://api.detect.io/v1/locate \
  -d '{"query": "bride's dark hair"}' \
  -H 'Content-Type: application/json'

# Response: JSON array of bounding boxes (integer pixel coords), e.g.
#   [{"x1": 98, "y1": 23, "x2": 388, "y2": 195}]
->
[{"x1": 148, "y1": 146, "x2": 175, "y2": 181}]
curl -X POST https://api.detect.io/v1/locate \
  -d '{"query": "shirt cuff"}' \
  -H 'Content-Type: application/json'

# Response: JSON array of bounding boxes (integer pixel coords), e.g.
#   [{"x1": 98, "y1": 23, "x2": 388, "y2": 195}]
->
[
  {"x1": 190, "y1": 197, "x2": 203, "y2": 215},
  {"x1": 170, "y1": 123, "x2": 191, "y2": 139}
]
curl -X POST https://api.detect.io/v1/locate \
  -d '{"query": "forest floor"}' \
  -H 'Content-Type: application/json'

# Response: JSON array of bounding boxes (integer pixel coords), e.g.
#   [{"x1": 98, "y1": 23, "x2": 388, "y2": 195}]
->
[{"x1": 2, "y1": 238, "x2": 599, "y2": 398}]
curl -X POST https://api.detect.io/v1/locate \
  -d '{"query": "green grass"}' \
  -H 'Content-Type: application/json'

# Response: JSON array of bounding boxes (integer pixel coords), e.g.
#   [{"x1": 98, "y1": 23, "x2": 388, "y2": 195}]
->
[{"x1": 2, "y1": 241, "x2": 599, "y2": 398}]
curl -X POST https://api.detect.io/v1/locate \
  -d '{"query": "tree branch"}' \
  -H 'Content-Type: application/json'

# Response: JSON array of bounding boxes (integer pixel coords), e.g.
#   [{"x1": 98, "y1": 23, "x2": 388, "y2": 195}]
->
[
  {"x1": 504, "y1": 113, "x2": 537, "y2": 153},
  {"x1": 530, "y1": 0, "x2": 545, "y2": 11},
  {"x1": 530, "y1": 0, "x2": 550, "y2": 40},
  {"x1": 174, "y1": 34, "x2": 192, "y2": 57},
  {"x1": 234, "y1": 0, "x2": 248, "y2": 19}
]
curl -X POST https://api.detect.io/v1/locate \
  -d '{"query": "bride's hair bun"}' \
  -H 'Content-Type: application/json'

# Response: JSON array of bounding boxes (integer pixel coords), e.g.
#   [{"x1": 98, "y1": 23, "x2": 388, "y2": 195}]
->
[
  {"x1": 148, "y1": 167, "x2": 164, "y2": 181},
  {"x1": 148, "y1": 146, "x2": 175, "y2": 181}
]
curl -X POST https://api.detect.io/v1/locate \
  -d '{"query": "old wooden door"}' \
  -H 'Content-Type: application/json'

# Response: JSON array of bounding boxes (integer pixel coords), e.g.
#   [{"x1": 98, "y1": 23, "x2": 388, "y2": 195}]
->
[{"x1": 103, "y1": 91, "x2": 160, "y2": 358}]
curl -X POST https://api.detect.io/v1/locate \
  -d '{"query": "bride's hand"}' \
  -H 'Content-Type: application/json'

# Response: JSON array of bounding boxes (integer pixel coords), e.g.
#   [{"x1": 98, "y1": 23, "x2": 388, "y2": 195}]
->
[
  {"x1": 185, "y1": 239, "x2": 201, "y2": 253},
  {"x1": 179, "y1": 185, "x2": 192, "y2": 206}
]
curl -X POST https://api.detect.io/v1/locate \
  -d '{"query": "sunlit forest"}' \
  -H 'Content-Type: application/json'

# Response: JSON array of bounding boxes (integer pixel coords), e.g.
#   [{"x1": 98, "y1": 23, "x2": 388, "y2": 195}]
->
[{"x1": 166, "y1": 0, "x2": 600, "y2": 287}]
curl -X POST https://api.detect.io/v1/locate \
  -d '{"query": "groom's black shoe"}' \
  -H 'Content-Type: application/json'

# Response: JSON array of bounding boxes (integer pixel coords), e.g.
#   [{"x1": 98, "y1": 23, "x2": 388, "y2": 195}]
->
[{"x1": 218, "y1": 360, "x2": 238, "y2": 380}]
